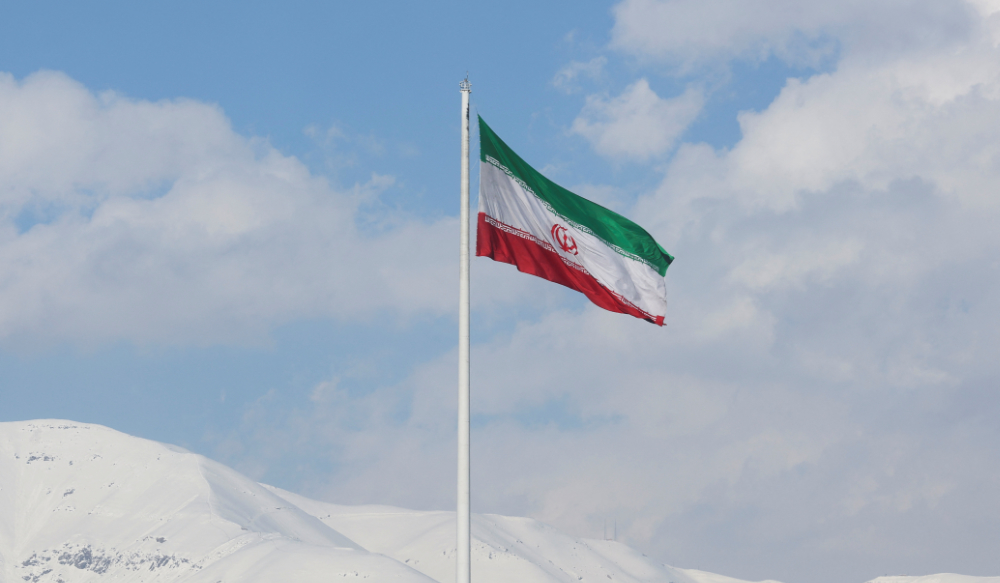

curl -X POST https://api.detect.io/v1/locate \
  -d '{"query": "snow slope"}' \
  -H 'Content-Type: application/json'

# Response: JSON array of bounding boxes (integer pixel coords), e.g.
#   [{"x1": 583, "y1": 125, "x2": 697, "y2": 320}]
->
[
  {"x1": 0, "y1": 420, "x2": 432, "y2": 583},
  {"x1": 268, "y1": 486, "x2": 777, "y2": 583},
  {"x1": 1, "y1": 420, "x2": 994, "y2": 583},
  {"x1": 867, "y1": 577, "x2": 1000, "y2": 583}
]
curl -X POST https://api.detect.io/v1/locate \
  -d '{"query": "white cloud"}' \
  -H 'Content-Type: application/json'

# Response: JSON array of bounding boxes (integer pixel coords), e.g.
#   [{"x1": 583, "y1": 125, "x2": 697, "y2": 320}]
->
[
  {"x1": 572, "y1": 79, "x2": 703, "y2": 161},
  {"x1": 728, "y1": 238, "x2": 864, "y2": 291},
  {"x1": 722, "y1": 55, "x2": 1000, "y2": 211},
  {"x1": 0, "y1": 71, "x2": 464, "y2": 347},
  {"x1": 552, "y1": 56, "x2": 607, "y2": 93},
  {"x1": 610, "y1": 0, "x2": 981, "y2": 70}
]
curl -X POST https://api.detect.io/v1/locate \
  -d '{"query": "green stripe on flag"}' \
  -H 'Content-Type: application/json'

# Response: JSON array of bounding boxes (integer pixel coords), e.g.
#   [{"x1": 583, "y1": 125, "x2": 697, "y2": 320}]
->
[{"x1": 479, "y1": 116, "x2": 674, "y2": 276}]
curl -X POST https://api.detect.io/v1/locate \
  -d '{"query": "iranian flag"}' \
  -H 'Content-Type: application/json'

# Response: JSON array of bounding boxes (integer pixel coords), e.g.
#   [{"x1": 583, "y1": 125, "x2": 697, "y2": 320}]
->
[{"x1": 476, "y1": 116, "x2": 674, "y2": 326}]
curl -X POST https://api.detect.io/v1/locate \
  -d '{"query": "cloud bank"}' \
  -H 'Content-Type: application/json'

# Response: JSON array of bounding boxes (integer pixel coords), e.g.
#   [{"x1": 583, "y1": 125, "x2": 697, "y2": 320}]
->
[
  {"x1": 0, "y1": 71, "x2": 458, "y2": 346},
  {"x1": 572, "y1": 80, "x2": 703, "y2": 161},
  {"x1": 610, "y1": 0, "x2": 980, "y2": 69}
]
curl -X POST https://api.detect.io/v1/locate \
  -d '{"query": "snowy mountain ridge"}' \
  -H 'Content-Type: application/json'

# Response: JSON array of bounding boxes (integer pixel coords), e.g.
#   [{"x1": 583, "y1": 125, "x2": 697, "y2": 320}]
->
[
  {"x1": 0, "y1": 420, "x2": 994, "y2": 583},
  {"x1": 866, "y1": 577, "x2": 1000, "y2": 583}
]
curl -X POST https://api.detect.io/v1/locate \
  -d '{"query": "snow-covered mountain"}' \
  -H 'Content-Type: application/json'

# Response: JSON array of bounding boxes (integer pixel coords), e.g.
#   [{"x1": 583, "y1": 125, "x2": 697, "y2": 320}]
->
[
  {"x1": 867, "y1": 577, "x2": 1000, "y2": 583},
  {"x1": 265, "y1": 485, "x2": 744, "y2": 583},
  {"x1": 0, "y1": 421, "x2": 994, "y2": 583},
  {"x1": 0, "y1": 420, "x2": 425, "y2": 583}
]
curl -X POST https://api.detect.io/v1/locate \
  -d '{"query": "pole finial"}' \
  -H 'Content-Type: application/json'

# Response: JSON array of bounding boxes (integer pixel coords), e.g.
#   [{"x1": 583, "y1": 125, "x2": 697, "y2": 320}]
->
[{"x1": 460, "y1": 75, "x2": 471, "y2": 92}]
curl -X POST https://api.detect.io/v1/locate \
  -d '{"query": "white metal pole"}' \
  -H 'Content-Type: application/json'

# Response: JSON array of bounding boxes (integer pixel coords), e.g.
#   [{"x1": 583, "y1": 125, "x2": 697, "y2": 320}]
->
[{"x1": 457, "y1": 76, "x2": 472, "y2": 583}]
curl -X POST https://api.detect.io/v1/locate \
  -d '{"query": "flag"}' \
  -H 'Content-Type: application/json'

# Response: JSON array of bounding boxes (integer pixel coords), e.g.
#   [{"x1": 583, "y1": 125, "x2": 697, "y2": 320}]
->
[{"x1": 476, "y1": 116, "x2": 674, "y2": 326}]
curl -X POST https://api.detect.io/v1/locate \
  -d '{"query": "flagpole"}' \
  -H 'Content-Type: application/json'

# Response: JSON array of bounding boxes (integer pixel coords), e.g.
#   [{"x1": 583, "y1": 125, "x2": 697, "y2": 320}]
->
[{"x1": 457, "y1": 76, "x2": 472, "y2": 583}]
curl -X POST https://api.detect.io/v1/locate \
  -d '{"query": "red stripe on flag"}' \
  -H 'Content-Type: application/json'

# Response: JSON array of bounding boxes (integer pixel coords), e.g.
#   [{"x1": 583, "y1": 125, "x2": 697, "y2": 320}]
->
[{"x1": 476, "y1": 213, "x2": 663, "y2": 326}]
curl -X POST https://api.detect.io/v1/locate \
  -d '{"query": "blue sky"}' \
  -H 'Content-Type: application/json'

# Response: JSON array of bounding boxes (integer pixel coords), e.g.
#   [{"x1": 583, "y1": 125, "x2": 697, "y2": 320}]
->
[{"x1": 3, "y1": 1, "x2": 1000, "y2": 583}]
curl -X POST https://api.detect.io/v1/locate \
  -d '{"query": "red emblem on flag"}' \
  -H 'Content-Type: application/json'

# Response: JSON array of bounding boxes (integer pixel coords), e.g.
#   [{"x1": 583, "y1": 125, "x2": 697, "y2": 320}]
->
[{"x1": 551, "y1": 224, "x2": 579, "y2": 255}]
